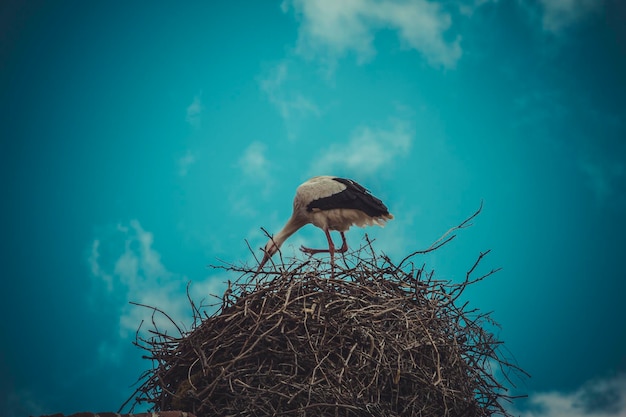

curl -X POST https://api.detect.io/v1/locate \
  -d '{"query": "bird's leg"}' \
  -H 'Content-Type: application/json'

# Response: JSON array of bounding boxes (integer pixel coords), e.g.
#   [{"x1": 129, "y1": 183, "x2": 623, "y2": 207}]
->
[
  {"x1": 324, "y1": 228, "x2": 336, "y2": 278},
  {"x1": 336, "y1": 232, "x2": 348, "y2": 253},
  {"x1": 300, "y1": 229, "x2": 338, "y2": 274},
  {"x1": 299, "y1": 231, "x2": 348, "y2": 255},
  {"x1": 300, "y1": 230, "x2": 337, "y2": 255},
  {"x1": 323, "y1": 228, "x2": 336, "y2": 266}
]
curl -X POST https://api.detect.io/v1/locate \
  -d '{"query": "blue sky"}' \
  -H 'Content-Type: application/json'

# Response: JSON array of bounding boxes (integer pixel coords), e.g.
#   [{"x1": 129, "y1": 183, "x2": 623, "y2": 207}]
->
[{"x1": 1, "y1": 0, "x2": 625, "y2": 415}]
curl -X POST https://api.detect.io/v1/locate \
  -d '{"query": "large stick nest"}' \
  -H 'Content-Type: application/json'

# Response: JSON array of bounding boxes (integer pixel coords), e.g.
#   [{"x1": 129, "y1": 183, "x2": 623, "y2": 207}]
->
[{"x1": 126, "y1": 210, "x2": 526, "y2": 417}]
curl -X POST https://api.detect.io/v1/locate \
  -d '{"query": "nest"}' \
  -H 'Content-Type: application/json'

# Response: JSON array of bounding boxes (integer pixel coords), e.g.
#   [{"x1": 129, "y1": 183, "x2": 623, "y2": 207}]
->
[{"x1": 125, "y1": 211, "x2": 526, "y2": 417}]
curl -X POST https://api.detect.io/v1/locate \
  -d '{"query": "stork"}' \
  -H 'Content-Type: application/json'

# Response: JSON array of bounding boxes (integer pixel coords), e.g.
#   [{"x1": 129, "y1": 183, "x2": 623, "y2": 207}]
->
[{"x1": 258, "y1": 176, "x2": 393, "y2": 269}]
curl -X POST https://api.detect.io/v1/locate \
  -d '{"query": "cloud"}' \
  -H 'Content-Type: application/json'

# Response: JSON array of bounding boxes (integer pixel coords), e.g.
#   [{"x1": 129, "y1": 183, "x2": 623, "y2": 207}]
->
[
  {"x1": 309, "y1": 118, "x2": 413, "y2": 177},
  {"x1": 511, "y1": 373, "x2": 626, "y2": 417},
  {"x1": 238, "y1": 142, "x2": 271, "y2": 179},
  {"x1": 178, "y1": 150, "x2": 197, "y2": 177},
  {"x1": 88, "y1": 239, "x2": 114, "y2": 291},
  {"x1": 284, "y1": 0, "x2": 462, "y2": 68},
  {"x1": 579, "y1": 158, "x2": 625, "y2": 205},
  {"x1": 458, "y1": 0, "x2": 498, "y2": 17},
  {"x1": 186, "y1": 93, "x2": 203, "y2": 128},
  {"x1": 229, "y1": 142, "x2": 276, "y2": 216},
  {"x1": 538, "y1": 0, "x2": 603, "y2": 32},
  {"x1": 89, "y1": 220, "x2": 226, "y2": 337},
  {"x1": 259, "y1": 61, "x2": 320, "y2": 138}
]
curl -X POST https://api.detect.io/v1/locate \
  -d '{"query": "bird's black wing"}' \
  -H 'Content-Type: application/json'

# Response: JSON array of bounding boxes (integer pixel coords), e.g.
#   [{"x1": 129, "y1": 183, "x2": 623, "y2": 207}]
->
[{"x1": 306, "y1": 177, "x2": 390, "y2": 217}]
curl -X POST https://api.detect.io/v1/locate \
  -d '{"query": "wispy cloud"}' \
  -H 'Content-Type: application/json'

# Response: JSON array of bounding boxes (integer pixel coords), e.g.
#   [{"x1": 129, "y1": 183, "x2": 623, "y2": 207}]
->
[
  {"x1": 259, "y1": 61, "x2": 320, "y2": 138},
  {"x1": 511, "y1": 373, "x2": 626, "y2": 417},
  {"x1": 238, "y1": 141, "x2": 271, "y2": 180},
  {"x1": 186, "y1": 93, "x2": 203, "y2": 128},
  {"x1": 178, "y1": 149, "x2": 197, "y2": 177},
  {"x1": 538, "y1": 0, "x2": 603, "y2": 33},
  {"x1": 309, "y1": 118, "x2": 413, "y2": 177},
  {"x1": 230, "y1": 141, "x2": 275, "y2": 216},
  {"x1": 458, "y1": 0, "x2": 497, "y2": 17},
  {"x1": 283, "y1": 0, "x2": 462, "y2": 68},
  {"x1": 89, "y1": 239, "x2": 114, "y2": 292},
  {"x1": 89, "y1": 220, "x2": 225, "y2": 337},
  {"x1": 579, "y1": 158, "x2": 625, "y2": 206}
]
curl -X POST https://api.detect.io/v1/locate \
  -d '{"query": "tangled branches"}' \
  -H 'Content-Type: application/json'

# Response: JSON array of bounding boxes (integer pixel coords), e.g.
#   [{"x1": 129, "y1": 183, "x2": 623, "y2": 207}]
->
[{"x1": 125, "y1": 208, "x2": 526, "y2": 417}]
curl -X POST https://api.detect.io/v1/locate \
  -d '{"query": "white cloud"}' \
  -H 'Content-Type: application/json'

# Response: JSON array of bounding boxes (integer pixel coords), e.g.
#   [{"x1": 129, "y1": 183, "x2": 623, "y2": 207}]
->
[
  {"x1": 259, "y1": 61, "x2": 320, "y2": 138},
  {"x1": 178, "y1": 150, "x2": 196, "y2": 177},
  {"x1": 309, "y1": 118, "x2": 413, "y2": 177},
  {"x1": 238, "y1": 142, "x2": 271, "y2": 179},
  {"x1": 88, "y1": 239, "x2": 113, "y2": 291},
  {"x1": 511, "y1": 374, "x2": 626, "y2": 417},
  {"x1": 229, "y1": 142, "x2": 276, "y2": 216},
  {"x1": 284, "y1": 0, "x2": 462, "y2": 68},
  {"x1": 458, "y1": 0, "x2": 498, "y2": 16},
  {"x1": 538, "y1": 0, "x2": 603, "y2": 33},
  {"x1": 186, "y1": 93, "x2": 203, "y2": 128},
  {"x1": 89, "y1": 220, "x2": 226, "y2": 338}
]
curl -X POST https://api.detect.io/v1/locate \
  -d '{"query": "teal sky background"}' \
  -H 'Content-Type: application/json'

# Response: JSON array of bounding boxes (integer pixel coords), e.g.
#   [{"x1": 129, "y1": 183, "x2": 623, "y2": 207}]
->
[{"x1": 2, "y1": 1, "x2": 625, "y2": 416}]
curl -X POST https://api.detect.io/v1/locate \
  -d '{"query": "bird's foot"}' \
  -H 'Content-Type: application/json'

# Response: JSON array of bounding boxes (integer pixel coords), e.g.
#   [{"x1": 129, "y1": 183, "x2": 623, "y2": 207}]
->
[
  {"x1": 300, "y1": 246, "x2": 347, "y2": 255},
  {"x1": 300, "y1": 245, "x2": 330, "y2": 255}
]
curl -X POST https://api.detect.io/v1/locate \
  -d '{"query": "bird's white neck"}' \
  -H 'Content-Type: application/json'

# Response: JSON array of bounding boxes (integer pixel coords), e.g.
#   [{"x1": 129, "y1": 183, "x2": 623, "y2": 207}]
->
[{"x1": 273, "y1": 215, "x2": 307, "y2": 249}]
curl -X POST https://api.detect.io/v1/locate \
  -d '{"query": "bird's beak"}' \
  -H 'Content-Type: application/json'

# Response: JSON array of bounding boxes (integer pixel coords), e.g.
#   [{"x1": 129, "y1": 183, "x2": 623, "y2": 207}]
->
[{"x1": 256, "y1": 251, "x2": 271, "y2": 272}]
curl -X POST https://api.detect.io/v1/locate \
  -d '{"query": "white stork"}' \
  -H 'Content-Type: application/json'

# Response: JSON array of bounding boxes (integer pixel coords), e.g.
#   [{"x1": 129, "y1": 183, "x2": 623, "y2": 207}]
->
[{"x1": 258, "y1": 176, "x2": 393, "y2": 269}]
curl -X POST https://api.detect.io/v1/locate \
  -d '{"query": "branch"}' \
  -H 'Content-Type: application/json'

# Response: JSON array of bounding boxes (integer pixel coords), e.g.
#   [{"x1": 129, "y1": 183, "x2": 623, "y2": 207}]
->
[{"x1": 397, "y1": 200, "x2": 483, "y2": 269}]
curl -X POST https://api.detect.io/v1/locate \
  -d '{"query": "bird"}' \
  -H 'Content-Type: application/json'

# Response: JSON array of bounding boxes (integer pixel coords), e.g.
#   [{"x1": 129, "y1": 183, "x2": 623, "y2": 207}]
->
[{"x1": 258, "y1": 176, "x2": 393, "y2": 269}]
